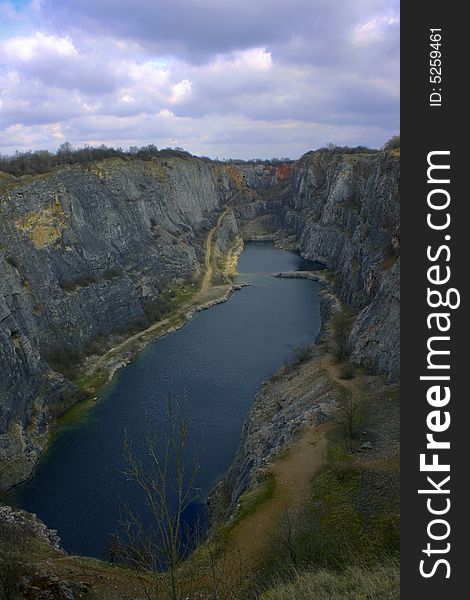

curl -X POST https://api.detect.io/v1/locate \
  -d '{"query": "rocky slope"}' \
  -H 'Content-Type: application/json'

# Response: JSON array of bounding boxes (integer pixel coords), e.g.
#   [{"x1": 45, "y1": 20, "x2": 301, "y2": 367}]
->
[
  {"x1": 284, "y1": 151, "x2": 400, "y2": 378},
  {"x1": 0, "y1": 155, "x2": 239, "y2": 489},
  {"x1": 211, "y1": 150, "x2": 400, "y2": 516},
  {"x1": 0, "y1": 149, "x2": 399, "y2": 493},
  {"x1": 233, "y1": 151, "x2": 400, "y2": 378}
]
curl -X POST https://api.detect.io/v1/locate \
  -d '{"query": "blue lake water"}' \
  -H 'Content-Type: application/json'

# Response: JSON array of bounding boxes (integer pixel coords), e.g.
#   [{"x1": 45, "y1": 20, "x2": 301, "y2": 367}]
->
[{"x1": 15, "y1": 243, "x2": 322, "y2": 559}]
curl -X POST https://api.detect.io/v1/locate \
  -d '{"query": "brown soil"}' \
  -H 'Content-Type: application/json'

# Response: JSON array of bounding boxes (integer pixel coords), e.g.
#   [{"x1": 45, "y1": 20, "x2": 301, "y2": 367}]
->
[
  {"x1": 223, "y1": 341, "x2": 377, "y2": 569},
  {"x1": 227, "y1": 422, "x2": 332, "y2": 567}
]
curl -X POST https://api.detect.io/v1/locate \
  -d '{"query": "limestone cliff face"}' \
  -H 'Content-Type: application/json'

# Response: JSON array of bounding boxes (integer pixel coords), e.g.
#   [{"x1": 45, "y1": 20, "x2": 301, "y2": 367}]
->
[
  {"x1": 211, "y1": 151, "x2": 400, "y2": 516},
  {"x1": 0, "y1": 150, "x2": 399, "y2": 492},
  {"x1": 349, "y1": 259, "x2": 400, "y2": 378},
  {"x1": 285, "y1": 151, "x2": 400, "y2": 379},
  {"x1": 0, "y1": 156, "x2": 237, "y2": 488},
  {"x1": 229, "y1": 151, "x2": 400, "y2": 377}
]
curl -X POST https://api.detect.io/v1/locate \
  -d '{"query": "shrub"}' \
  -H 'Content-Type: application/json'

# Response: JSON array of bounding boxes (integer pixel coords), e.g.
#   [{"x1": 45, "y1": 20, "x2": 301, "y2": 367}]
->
[
  {"x1": 330, "y1": 309, "x2": 353, "y2": 363},
  {"x1": 44, "y1": 348, "x2": 83, "y2": 379},
  {"x1": 5, "y1": 255, "x2": 18, "y2": 269},
  {"x1": 338, "y1": 362, "x2": 355, "y2": 380},
  {"x1": 292, "y1": 343, "x2": 312, "y2": 364},
  {"x1": 259, "y1": 561, "x2": 400, "y2": 600},
  {"x1": 335, "y1": 390, "x2": 362, "y2": 450},
  {"x1": 103, "y1": 267, "x2": 123, "y2": 280},
  {"x1": 59, "y1": 275, "x2": 98, "y2": 293},
  {"x1": 86, "y1": 335, "x2": 108, "y2": 356},
  {"x1": 383, "y1": 135, "x2": 400, "y2": 151},
  {"x1": 142, "y1": 291, "x2": 172, "y2": 324},
  {"x1": 0, "y1": 551, "x2": 23, "y2": 600}
]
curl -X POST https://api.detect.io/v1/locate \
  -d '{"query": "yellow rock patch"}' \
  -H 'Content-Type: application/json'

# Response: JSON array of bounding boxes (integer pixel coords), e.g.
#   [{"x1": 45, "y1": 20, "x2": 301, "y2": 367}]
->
[
  {"x1": 226, "y1": 164, "x2": 244, "y2": 189},
  {"x1": 15, "y1": 196, "x2": 67, "y2": 249},
  {"x1": 144, "y1": 158, "x2": 170, "y2": 183}
]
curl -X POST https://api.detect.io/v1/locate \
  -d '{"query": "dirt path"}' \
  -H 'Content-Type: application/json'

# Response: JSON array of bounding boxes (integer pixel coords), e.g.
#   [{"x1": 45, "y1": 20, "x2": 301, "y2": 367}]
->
[
  {"x1": 227, "y1": 422, "x2": 332, "y2": 567},
  {"x1": 199, "y1": 208, "x2": 230, "y2": 292},
  {"x1": 225, "y1": 352, "x2": 359, "y2": 568},
  {"x1": 86, "y1": 207, "x2": 234, "y2": 381}
]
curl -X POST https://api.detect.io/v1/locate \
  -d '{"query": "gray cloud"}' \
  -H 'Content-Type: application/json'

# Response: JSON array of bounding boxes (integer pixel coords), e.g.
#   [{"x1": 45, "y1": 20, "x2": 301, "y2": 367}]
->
[
  {"x1": 0, "y1": 0, "x2": 399, "y2": 158},
  {"x1": 44, "y1": 0, "x2": 397, "y2": 62}
]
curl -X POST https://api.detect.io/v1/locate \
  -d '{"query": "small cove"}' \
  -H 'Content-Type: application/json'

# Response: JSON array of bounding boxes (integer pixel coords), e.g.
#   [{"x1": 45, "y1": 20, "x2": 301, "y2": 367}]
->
[{"x1": 15, "y1": 243, "x2": 323, "y2": 560}]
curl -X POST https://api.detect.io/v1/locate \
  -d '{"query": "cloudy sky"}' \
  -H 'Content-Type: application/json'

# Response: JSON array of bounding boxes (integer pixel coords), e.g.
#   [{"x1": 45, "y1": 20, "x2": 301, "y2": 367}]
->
[{"x1": 0, "y1": 0, "x2": 399, "y2": 159}]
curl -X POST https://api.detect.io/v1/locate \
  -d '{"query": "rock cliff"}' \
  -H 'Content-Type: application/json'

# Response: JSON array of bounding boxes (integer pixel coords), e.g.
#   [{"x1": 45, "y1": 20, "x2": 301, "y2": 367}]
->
[
  {"x1": 0, "y1": 149, "x2": 399, "y2": 492},
  {"x1": 284, "y1": 151, "x2": 400, "y2": 379},
  {"x1": 210, "y1": 150, "x2": 400, "y2": 516},
  {"x1": 0, "y1": 155, "x2": 237, "y2": 488}
]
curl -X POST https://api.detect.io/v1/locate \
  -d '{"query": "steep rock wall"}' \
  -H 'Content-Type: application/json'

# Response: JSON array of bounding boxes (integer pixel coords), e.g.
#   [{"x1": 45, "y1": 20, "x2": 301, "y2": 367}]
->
[
  {"x1": 0, "y1": 150, "x2": 399, "y2": 493},
  {"x1": 285, "y1": 151, "x2": 399, "y2": 379},
  {"x1": 235, "y1": 151, "x2": 400, "y2": 378},
  {"x1": 0, "y1": 156, "x2": 237, "y2": 488}
]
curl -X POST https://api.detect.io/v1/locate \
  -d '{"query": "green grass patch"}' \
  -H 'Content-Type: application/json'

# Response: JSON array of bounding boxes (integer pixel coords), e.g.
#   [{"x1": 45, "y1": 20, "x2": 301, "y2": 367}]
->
[
  {"x1": 167, "y1": 314, "x2": 185, "y2": 330},
  {"x1": 168, "y1": 284, "x2": 196, "y2": 309},
  {"x1": 259, "y1": 561, "x2": 400, "y2": 600},
  {"x1": 256, "y1": 421, "x2": 399, "y2": 589},
  {"x1": 74, "y1": 368, "x2": 109, "y2": 394},
  {"x1": 282, "y1": 452, "x2": 398, "y2": 571},
  {"x1": 231, "y1": 471, "x2": 276, "y2": 526},
  {"x1": 56, "y1": 397, "x2": 97, "y2": 429},
  {"x1": 303, "y1": 466, "x2": 366, "y2": 568}
]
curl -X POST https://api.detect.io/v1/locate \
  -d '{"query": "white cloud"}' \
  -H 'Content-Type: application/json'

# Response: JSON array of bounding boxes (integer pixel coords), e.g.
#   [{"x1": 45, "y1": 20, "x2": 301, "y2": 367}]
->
[
  {"x1": 352, "y1": 14, "x2": 399, "y2": 47},
  {"x1": 169, "y1": 79, "x2": 192, "y2": 104},
  {"x1": 1, "y1": 32, "x2": 77, "y2": 61},
  {"x1": 209, "y1": 47, "x2": 273, "y2": 73},
  {"x1": 158, "y1": 109, "x2": 175, "y2": 118}
]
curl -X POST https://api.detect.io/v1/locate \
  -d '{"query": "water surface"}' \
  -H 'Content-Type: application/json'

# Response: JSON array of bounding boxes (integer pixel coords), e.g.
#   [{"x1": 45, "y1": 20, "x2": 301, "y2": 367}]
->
[{"x1": 16, "y1": 243, "x2": 322, "y2": 559}]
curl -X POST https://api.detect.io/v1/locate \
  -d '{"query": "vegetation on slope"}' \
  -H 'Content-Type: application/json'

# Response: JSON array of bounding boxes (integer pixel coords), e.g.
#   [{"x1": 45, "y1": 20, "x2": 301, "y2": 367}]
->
[
  {"x1": 0, "y1": 139, "x2": 392, "y2": 182},
  {"x1": 259, "y1": 561, "x2": 399, "y2": 600}
]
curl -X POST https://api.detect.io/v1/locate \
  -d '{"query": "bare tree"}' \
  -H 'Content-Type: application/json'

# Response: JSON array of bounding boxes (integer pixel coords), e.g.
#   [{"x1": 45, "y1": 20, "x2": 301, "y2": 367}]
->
[
  {"x1": 383, "y1": 135, "x2": 400, "y2": 151},
  {"x1": 111, "y1": 396, "x2": 200, "y2": 600},
  {"x1": 276, "y1": 506, "x2": 300, "y2": 570},
  {"x1": 0, "y1": 552, "x2": 19, "y2": 600},
  {"x1": 202, "y1": 535, "x2": 248, "y2": 600}
]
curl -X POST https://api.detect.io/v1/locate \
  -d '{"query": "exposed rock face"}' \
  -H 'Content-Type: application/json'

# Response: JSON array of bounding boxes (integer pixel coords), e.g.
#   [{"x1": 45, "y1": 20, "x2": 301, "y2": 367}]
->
[
  {"x1": 210, "y1": 151, "x2": 400, "y2": 516},
  {"x1": 0, "y1": 504, "x2": 63, "y2": 552},
  {"x1": 349, "y1": 258, "x2": 400, "y2": 378},
  {"x1": 214, "y1": 209, "x2": 239, "y2": 254},
  {"x1": 0, "y1": 149, "x2": 399, "y2": 492},
  {"x1": 284, "y1": 151, "x2": 400, "y2": 379},
  {"x1": 0, "y1": 156, "x2": 237, "y2": 488},
  {"x1": 232, "y1": 151, "x2": 400, "y2": 378}
]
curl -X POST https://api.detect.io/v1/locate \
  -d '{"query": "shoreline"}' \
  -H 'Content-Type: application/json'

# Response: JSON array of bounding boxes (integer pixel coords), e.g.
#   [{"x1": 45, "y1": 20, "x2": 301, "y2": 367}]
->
[
  {"x1": 78, "y1": 231, "x2": 245, "y2": 395},
  {"x1": 2, "y1": 214, "x2": 245, "y2": 494},
  {"x1": 58, "y1": 235, "x2": 246, "y2": 426}
]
